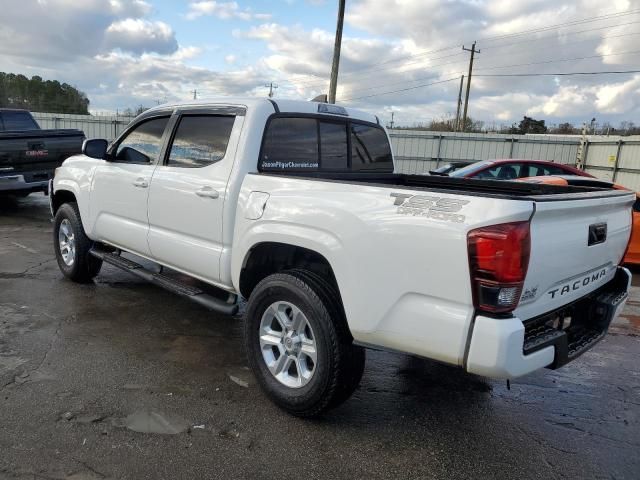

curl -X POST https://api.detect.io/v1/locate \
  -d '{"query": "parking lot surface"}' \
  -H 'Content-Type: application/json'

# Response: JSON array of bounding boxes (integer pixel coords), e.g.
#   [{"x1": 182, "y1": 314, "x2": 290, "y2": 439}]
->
[{"x1": 1, "y1": 195, "x2": 639, "y2": 479}]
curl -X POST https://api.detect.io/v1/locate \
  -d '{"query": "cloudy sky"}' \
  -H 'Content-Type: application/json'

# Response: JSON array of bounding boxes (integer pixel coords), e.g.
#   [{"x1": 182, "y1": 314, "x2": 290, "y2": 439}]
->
[{"x1": 2, "y1": 0, "x2": 640, "y2": 127}]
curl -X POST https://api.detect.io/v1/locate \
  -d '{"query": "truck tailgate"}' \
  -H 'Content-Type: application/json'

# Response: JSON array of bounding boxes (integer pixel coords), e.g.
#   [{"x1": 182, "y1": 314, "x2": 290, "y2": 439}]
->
[{"x1": 515, "y1": 191, "x2": 634, "y2": 321}]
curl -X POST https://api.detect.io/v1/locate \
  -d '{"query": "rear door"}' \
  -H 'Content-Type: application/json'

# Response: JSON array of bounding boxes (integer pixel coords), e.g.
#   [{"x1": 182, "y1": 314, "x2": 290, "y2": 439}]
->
[
  {"x1": 515, "y1": 191, "x2": 634, "y2": 320},
  {"x1": 146, "y1": 108, "x2": 244, "y2": 283}
]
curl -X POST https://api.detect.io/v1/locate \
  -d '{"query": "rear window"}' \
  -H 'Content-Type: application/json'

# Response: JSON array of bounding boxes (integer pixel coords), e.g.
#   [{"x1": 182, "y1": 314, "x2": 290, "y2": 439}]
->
[
  {"x1": 319, "y1": 121, "x2": 348, "y2": 170},
  {"x1": 1, "y1": 111, "x2": 39, "y2": 130},
  {"x1": 259, "y1": 116, "x2": 392, "y2": 173},
  {"x1": 350, "y1": 123, "x2": 393, "y2": 170}
]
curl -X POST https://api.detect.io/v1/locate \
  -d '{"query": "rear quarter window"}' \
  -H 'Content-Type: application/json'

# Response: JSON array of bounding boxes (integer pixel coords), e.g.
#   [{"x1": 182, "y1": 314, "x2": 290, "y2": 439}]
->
[{"x1": 260, "y1": 117, "x2": 319, "y2": 171}]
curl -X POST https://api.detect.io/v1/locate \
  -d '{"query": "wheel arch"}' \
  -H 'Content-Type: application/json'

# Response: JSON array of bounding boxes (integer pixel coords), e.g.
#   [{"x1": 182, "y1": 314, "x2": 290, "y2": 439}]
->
[
  {"x1": 51, "y1": 188, "x2": 78, "y2": 215},
  {"x1": 238, "y1": 241, "x2": 342, "y2": 305}
]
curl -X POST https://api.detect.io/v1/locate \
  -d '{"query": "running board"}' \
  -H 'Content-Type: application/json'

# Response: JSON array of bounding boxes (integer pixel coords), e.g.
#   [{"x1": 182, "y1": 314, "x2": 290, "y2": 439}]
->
[{"x1": 90, "y1": 248, "x2": 239, "y2": 316}]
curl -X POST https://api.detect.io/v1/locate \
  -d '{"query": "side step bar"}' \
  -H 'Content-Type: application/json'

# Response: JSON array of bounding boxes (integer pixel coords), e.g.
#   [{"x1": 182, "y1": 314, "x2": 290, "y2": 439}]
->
[{"x1": 90, "y1": 248, "x2": 239, "y2": 316}]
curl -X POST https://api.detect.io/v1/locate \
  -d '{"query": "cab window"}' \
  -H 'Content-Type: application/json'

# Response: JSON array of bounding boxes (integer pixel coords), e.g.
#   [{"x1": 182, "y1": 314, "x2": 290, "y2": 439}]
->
[
  {"x1": 167, "y1": 115, "x2": 235, "y2": 168},
  {"x1": 115, "y1": 117, "x2": 170, "y2": 163}
]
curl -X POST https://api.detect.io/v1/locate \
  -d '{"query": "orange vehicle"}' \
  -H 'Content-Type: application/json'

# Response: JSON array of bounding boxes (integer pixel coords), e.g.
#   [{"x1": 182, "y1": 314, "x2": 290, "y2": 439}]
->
[{"x1": 517, "y1": 175, "x2": 640, "y2": 265}]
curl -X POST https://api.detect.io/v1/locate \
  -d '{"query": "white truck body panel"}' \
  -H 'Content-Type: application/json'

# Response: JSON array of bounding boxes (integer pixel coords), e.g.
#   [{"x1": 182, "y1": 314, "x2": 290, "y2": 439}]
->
[
  {"x1": 52, "y1": 97, "x2": 634, "y2": 379},
  {"x1": 515, "y1": 195, "x2": 632, "y2": 320}
]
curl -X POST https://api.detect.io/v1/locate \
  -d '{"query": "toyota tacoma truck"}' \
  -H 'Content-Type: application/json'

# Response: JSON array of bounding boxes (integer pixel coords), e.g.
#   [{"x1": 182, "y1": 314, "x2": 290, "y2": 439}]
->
[
  {"x1": 50, "y1": 98, "x2": 633, "y2": 417},
  {"x1": 0, "y1": 109, "x2": 84, "y2": 196}
]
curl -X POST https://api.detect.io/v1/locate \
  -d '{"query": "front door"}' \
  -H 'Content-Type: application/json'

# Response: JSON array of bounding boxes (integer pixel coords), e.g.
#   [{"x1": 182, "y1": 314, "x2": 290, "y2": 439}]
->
[
  {"x1": 147, "y1": 112, "x2": 242, "y2": 284},
  {"x1": 89, "y1": 115, "x2": 171, "y2": 256}
]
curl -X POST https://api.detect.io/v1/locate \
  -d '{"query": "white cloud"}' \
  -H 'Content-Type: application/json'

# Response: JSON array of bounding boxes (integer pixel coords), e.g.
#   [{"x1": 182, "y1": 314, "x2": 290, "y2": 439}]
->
[
  {"x1": 185, "y1": 1, "x2": 271, "y2": 21},
  {"x1": 105, "y1": 19, "x2": 178, "y2": 54},
  {"x1": 596, "y1": 75, "x2": 640, "y2": 113},
  {"x1": 3, "y1": 0, "x2": 640, "y2": 125}
]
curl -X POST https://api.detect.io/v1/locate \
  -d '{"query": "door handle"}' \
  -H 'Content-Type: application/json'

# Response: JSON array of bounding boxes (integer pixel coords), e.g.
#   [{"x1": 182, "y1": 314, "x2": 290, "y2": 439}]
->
[
  {"x1": 195, "y1": 186, "x2": 220, "y2": 199},
  {"x1": 133, "y1": 178, "x2": 148, "y2": 188}
]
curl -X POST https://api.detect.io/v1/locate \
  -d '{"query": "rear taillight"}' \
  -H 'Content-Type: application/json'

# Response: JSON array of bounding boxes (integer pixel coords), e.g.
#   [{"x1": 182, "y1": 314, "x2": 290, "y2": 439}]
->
[{"x1": 468, "y1": 221, "x2": 531, "y2": 314}]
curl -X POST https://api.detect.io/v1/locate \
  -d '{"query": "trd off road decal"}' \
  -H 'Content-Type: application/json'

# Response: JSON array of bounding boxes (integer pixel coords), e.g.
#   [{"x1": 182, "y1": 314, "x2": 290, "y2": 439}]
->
[{"x1": 390, "y1": 193, "x2": 469, "y2": 223}]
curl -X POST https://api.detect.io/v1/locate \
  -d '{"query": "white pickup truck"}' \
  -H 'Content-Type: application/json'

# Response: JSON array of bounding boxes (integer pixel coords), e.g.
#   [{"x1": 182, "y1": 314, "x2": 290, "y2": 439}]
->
[{"x1": 50, "y1": 98, "x2": 633, "y2": 417}]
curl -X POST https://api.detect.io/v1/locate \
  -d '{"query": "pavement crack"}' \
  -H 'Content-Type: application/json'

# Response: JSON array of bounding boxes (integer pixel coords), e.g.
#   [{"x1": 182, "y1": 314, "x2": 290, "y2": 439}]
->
[
  {"x1": 72, "y1": 459, "x2": 107, "y2": 479},
  {"x1": 0, "y1": 258, "x2": 56, "y2": 279}
]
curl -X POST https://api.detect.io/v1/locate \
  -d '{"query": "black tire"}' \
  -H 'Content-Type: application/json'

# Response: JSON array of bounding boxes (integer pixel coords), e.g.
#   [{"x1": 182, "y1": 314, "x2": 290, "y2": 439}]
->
[
  {"x1": 245, "y1": 270, "x2": 365, "y2": 417},
  {"x1": 53, "y1": 202, "x2": 102, "y2": 283},
  {"x1": 285, "y1": 268, "x2": 366, "y2": 409}
]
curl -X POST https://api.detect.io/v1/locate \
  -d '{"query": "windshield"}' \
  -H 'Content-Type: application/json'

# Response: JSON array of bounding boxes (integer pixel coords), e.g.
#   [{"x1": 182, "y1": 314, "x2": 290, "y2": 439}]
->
[{"x1": 449, "y1": 160, "x2": 493, "y2": 177}]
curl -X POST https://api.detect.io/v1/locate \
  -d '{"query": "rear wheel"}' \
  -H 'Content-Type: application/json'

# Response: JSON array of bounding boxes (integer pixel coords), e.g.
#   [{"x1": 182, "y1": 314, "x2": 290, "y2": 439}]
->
[
  {"x1": 53, "y1": 202, "x2": 102, "y2": 283},
  {"x1": 244, "y1": 270, "x2": 365, "y2": 417}
]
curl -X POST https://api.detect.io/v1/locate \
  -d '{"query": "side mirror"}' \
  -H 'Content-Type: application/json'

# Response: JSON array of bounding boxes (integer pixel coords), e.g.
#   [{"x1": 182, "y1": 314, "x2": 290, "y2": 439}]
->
[{"x1": 82, "y1": 139, "x2": 109, "y2": 159}]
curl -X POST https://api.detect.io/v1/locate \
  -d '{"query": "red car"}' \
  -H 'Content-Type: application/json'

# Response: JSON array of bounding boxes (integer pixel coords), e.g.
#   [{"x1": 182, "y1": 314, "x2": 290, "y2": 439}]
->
[{"x1": 440, "y1": 159, "x2": 594, "y2": 180}]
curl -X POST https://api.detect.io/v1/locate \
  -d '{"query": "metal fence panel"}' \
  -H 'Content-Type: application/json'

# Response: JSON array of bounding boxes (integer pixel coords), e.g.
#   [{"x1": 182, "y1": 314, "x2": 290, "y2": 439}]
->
[
  {"x1": 585, "y1": 142, "x2": 618, "y2": 168},
  {"x1": 619, "y1": 142, "x2": 640, "y2": 169},
  {"x1": 612, "y1": 171, "x2": 640, "y2": 190},
  {"x1": 32, "y1": 112, "x2": 135, "y2": 140}
]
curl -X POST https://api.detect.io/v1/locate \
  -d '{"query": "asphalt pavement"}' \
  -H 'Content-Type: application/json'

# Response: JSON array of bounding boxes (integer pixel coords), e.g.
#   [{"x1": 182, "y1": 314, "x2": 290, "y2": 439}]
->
[{"x1": 1, "y1": 194, "x2": 639, "y2": 479}]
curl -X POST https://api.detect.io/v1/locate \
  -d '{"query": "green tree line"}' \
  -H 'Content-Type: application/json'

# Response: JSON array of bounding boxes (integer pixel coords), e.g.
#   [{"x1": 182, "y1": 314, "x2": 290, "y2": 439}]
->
[{"x1": 0, "y1": 72, "x2": 90, "y2": 114}]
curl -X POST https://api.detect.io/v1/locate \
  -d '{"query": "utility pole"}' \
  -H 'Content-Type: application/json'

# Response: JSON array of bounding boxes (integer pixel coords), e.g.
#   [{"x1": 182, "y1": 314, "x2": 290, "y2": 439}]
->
[
  {"x1": 328, "y1": 0, "x2": 346, "y2": 104},
  {"x1": 265, "y1": 82, "x2": 278, "y2": 98},
  {"x1": 461, "y1": 42, "x2": 479, "y2": 132},
  {"x1": 454, "y1": 75, "x2": 464, "y2": 132},
  {"x1": 389, "y1": 111, "x2": 395, "y2": 129},
  {"x1": 191, "y1": 89, "x2": 197, "y2": 100}
]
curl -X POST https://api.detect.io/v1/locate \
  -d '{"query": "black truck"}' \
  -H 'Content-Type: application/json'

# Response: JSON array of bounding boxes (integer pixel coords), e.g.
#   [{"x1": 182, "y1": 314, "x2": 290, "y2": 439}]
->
[{"x1": 0, "y1": 109, "x2": 84, "y2": 196}]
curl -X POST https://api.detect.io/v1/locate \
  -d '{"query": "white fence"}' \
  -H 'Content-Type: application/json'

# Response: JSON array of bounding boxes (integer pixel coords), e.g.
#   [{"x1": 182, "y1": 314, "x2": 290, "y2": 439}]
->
[
  {"x1": 388, "y1": 130, "x2": 581, "y2": 174},
  {"x1": 32, "y1": 112, "x2": 134, "y2": 140},
  {"x1": 29, "y1": 112, "x2": 640, "y2": 190},
  {"x1": 388, "y1": 129, "x2": 640, "y2": 190},
  {"x1": 581, "y1": 138, "x2": 640, "y2": 191}
]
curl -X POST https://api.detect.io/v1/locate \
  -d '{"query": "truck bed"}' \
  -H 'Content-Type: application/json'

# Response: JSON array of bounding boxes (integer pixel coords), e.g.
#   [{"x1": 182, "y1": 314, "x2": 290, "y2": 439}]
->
[{"x1": 255, "y1": 171, "x2": 627, "y2": 201}]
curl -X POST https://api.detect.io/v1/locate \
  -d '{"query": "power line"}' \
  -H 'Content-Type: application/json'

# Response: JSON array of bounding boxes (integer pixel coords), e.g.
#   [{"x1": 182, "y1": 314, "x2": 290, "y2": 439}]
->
[
  {"x1": 285, "y1": 50, "x2": 467, "y2": 89},
  {"x1": 311, "y1": 8, "x2": 640, "y2": 88},
  {"x1": 292, "y1": 8, "x2": 640, "y2": 89},
  {"x1": 271, "y1": 9, "x2": 640, "y2": 94},
  {"x1": 341, "y1": 77, "x2": 460, "y2": 102},
  {"x1": 475, "y1": 69, "x2": 640, "y2": 77},
  {"x1": 336, "y1": 47, "x2": 640, "y2": 98},
  {"x1": 342, "y1": 69, "x2": 640, "y2": 103},
  {"x1": 474, "y1": 49, "x2": 640, "y2": 72},
  {"x1": 477, "y1": 8, "x2": 640, "y2": 43},
  {"x1": 282, "y1": 25, "x2": 640, "y2": 92},
  {"x1": 481, "y1": 20, "x2": 640, "y2": 52}
]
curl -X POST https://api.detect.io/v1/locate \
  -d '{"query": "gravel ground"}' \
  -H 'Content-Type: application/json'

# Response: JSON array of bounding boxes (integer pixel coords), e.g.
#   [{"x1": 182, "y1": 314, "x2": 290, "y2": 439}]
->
[{"x1": 1, "y1": 194, "x2": 639, "y2": 480}]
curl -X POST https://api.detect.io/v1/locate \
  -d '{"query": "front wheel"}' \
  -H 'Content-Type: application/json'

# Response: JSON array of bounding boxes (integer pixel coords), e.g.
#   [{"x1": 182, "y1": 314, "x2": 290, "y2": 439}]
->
[
  {"x1": 53, "y1": 202, "x2": 102, "y2": 283},
  {"x1": 244, "y1": 271, "x2": 365, "y2": 417}
]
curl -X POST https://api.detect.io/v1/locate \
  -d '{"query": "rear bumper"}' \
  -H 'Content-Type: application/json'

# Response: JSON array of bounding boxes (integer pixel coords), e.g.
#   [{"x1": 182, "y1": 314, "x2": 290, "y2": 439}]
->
[
  {"x1": 0, "y1": 173, "x2": 50, "y2": 193},
  {"x1": 466, "y1": 266, "x2": 631, "y2": 379}
]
